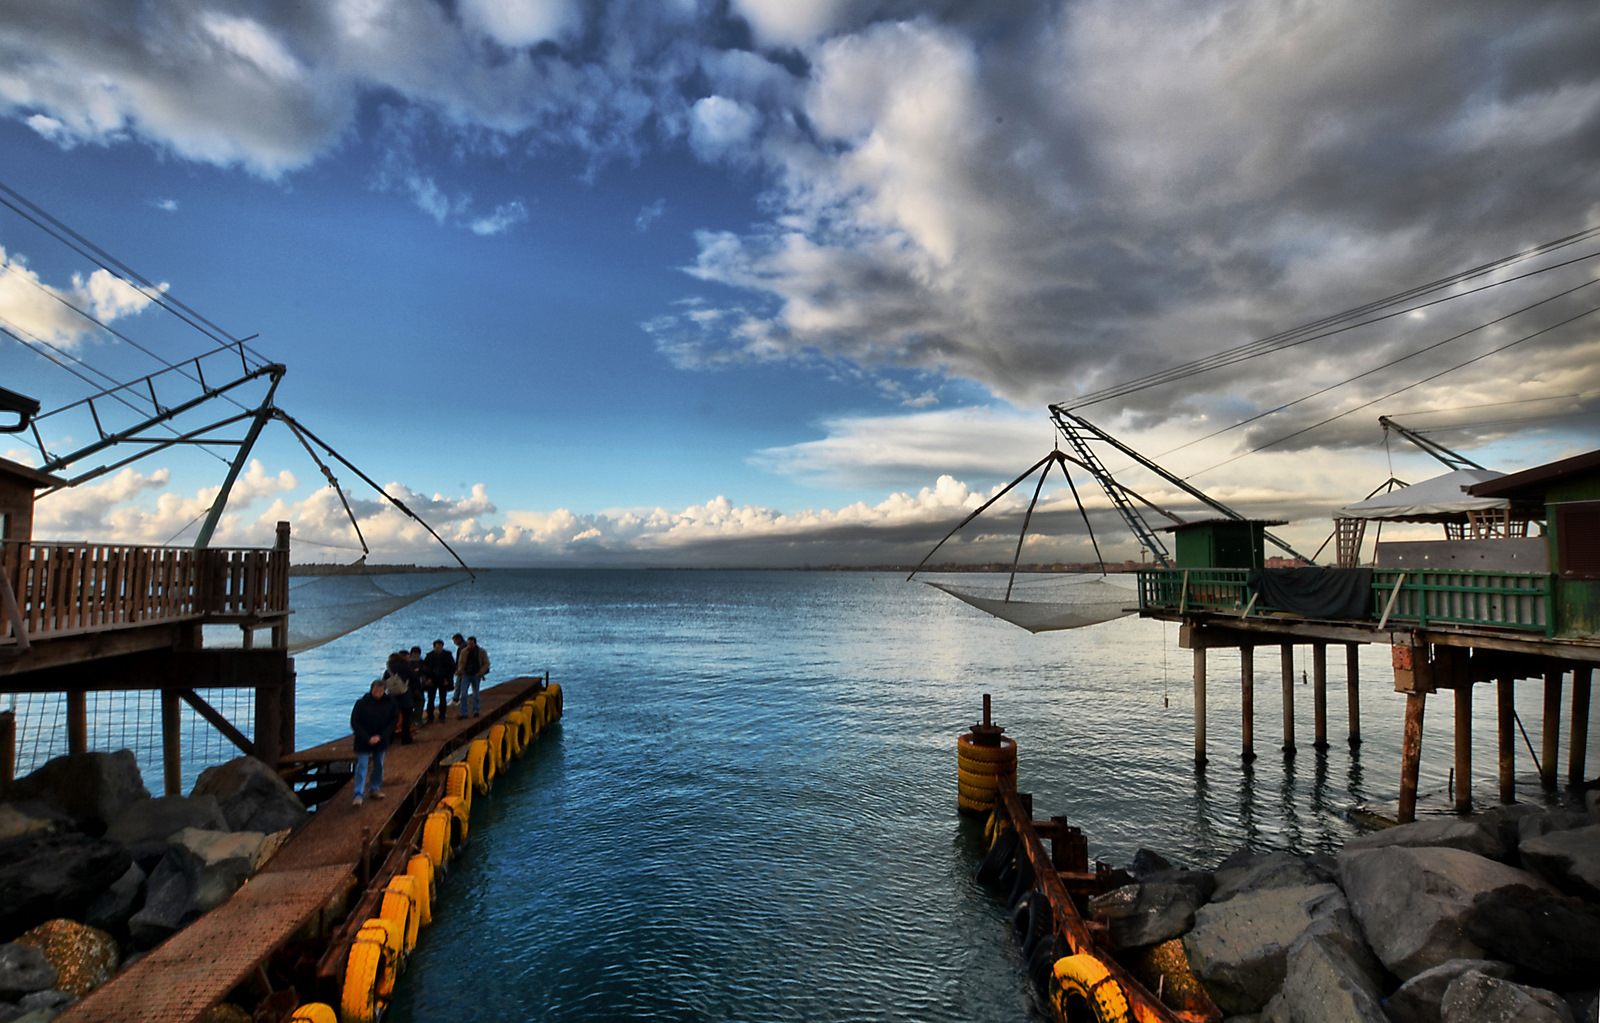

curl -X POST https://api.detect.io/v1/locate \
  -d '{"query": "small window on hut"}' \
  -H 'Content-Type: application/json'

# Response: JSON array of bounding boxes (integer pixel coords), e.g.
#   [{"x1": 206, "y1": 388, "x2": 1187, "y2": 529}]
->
[{"x1": 1555, "y1": 502, "x2": 1600, "y2": 579}]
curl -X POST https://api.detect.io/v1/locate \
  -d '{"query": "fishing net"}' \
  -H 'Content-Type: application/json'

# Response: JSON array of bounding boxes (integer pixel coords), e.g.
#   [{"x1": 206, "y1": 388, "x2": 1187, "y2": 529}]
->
[
  {"x1": 284, "y1": 573, "x2": 466, "y2": 653},
  {"x1": 924, "y1": 576, "x2": 1136, "y2": 633}
]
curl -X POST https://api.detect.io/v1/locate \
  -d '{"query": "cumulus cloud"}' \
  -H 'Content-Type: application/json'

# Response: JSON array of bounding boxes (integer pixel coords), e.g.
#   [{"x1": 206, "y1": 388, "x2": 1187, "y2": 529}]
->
[
  {"x1": 0, "y1": 247, "x2": 165, "y2": 348},
  {"x1": 5, "y1": 0, "x2": 1598, "y2": 463},
  {"x1": 635, "y1": 198, "x2": 666, "y2": 232}
]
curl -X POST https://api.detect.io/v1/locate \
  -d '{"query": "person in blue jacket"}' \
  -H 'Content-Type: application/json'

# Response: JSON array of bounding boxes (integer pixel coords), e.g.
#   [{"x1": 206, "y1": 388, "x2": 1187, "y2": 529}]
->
[{"x1": 350, "y1": 678, "x2": 398, "y2": 807}]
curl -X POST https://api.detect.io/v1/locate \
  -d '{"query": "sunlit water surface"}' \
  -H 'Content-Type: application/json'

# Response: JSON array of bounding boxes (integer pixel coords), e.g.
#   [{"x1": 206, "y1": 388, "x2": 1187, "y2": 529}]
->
[{"x1": 289, "y1": 569, "x2": 1592, "y2": 1022}]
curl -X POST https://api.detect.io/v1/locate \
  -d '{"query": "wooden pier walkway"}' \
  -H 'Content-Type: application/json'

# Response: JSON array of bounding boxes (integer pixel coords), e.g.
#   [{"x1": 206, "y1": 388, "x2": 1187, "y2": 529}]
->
[{"x1": 55, "y1": 677, "x2": 544, "y2": 1023}]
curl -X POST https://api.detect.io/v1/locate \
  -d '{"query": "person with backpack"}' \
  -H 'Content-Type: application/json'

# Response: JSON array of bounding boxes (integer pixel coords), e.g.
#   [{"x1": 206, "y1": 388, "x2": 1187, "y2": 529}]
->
[
  {"x1": 455, "y1": 634, "x2": 490, "y2": 718},
  {"x1": 383, "y1": 650, "x2": 419, "y2": 744}
]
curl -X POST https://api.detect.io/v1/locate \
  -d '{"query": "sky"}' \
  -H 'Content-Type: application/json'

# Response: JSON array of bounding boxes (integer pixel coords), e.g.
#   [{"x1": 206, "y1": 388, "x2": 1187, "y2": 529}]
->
[{"x1": 2, "y1": 0, "x2": 1599, "y2": 568}]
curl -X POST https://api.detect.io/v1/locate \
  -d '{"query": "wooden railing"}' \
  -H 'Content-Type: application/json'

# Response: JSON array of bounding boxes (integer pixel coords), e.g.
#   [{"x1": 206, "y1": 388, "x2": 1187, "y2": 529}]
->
[
  {"x1": 0, "y1": 539, "x2": 288, "y2": 645},
  {"x1": 1137, "y1": 567, "x2": 1552, "y2": 634}
]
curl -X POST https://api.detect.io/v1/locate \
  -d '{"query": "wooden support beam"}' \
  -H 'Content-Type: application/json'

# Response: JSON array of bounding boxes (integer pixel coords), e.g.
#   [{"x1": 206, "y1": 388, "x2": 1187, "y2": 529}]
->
[
  {"x1": 280, "y1": 664, "x2": 296, "y2": 757},
  {"x1": 1346, "y1": 643, "x2": 1362, "y2": 746},
  {"x1": 1571, "y1": 667, "x2": 1592, "y2": 788},
  {"x1": 1241, "y1": 646, "x2": 1255, "y2": 762},
  {"x1": 1454, "y1": 683, "x2": 1472, "y2": 814},
  {"x1": 66, "y1": 690, "x2": 87, "y2": 755},
  {"x1": 1541, "y1": 671, "x2": 1562, "y2": 791},
  {"x1": 176, "y1": 688, "x2": 253, "y2": 756},
  {"x1": 1281, "y1": 644, "x2": 1296, "y2": 754},
  {"x1": 162, "y1": 690, "x2": 182, "y2": 797},
  {"x1": 1312, "y1": 643, "x2": 1328, "y2": 750},
  {"x1": 253, "y1": 684, "x2": 281, "y2": 766},
  {"x1": 1399, "y1": 691, "x2": 1427, "y2": 824},
  {"x1": 1497, "y1": 677, "x2": 1515, "y2": 804},
  {"x1": 1193, "y1": 648, "x2": 1207, "y2": 767}
]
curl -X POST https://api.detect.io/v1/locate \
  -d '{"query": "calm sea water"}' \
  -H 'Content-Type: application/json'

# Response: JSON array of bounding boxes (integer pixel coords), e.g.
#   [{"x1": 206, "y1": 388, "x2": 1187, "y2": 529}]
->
[{"x1": 289, "y1": 569, "x2": 1592, "y2": 1022}]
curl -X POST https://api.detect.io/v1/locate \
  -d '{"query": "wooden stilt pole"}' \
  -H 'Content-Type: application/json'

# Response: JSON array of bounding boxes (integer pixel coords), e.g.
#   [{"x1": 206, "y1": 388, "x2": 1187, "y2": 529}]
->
[
  {"x1": 1570, "y1": 667, "x2": 1591, "y2": 788},
  {"x1": 1497, "y1": 676, "x2": 1515, "y2": 804},
  {"x1": 1346, "y1": 643, "x2": 1361, "y2": 746},
  {"x1": 1281, "y1": 644, "x2": 1296, "y2": 754},
  {"x1": 1399, "y1": 691, "x2": 1427, "y2": 824},
  {"x1": 1194, "y1": 647, "x2": 1208, "y2": 767},
  {"x1": 1542, "y1": 671, "x2": 1562, "y2": 791},
  {"x1": 162, "y1": 689, "x2": 182, "y2": 797},
  {"x1": 1454, "y1": 683, "x2": 1472, "y2": 813},
  {"x1": 0, "y1": 710, "x2": 14, "y2": 797},
  {"x1": 254, "y1": 684, "x2": 281, "y2": 766},
  {"x1": 1241, "y1": 646, "x2": 1255, "y2": 761},
  {"x1": 1313, "y1": 643, "x2": 1328, "y2": 750},
  {"x1": 66, "y1": 691, "x2": 87, "y2": 755}
]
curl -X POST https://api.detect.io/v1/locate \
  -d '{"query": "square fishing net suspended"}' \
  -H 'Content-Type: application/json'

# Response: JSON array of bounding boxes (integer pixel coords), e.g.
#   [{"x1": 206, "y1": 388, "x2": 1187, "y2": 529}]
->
[
  {"x1": 285, "y1": 572, "x2": 466, "y2": 653},
  {"x1": 924, "y1": 576, "x2": 1136, "y2": 633}
]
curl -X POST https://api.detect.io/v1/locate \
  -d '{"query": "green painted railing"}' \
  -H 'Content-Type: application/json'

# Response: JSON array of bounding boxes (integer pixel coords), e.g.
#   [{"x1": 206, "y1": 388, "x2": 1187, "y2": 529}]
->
[{"x1": 1137, "y1": 568, "x2": 1551, "y2": 634}]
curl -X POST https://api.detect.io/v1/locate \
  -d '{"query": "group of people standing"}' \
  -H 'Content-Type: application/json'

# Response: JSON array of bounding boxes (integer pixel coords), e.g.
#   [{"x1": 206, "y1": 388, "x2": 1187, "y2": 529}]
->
[{"x1": 348, "y1": 633, "x2": 492, "y2": 806}]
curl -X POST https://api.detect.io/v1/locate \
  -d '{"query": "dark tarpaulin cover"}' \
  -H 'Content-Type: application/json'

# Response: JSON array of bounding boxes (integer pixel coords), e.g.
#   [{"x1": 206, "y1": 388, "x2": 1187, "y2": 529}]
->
[{"x1": 1247, "y1": 567, "x2": 1374, "y2": 619}]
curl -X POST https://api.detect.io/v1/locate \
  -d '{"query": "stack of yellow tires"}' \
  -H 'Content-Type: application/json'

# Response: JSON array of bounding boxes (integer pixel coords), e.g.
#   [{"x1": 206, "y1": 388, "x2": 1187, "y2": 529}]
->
[
  {"x1": 956, "y1": 733, "x2": 1017, "y2": 816},
  {"x1": 333, "y1": 682, "x2": 565, "y2": 1022}
]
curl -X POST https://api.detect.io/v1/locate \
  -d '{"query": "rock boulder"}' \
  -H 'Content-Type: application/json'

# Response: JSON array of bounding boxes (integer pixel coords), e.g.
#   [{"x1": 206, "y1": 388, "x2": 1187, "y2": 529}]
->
[
  {"x1": 126, "y1": 830, "x2": 262, "y2": 950},
  {"x1": 190, "y1": 758, "x2": 306, "y2": 835},
  {"x1": 5, "y1": 752, "x2": 149, "y2": 837},
  {"x1": 0, "y1": 833, "x2": 131, "y2": 943},
  {"x1": 1268, "y1": 931, "x2": 1388, "y2": 1023},
  {"x1": 1344, "y1": 818, "x2": 1506, "y2": 861},
  {"x1": 13, "y1": 921, "x2": 117, "y2": 999},
  {"x1": 1088, "y1": 882, "x2": 1203, "y2": 950},
  {"x1": 1518, "y1": 825, "x2": 1600, "y2": 900},
  {"x1": 84, "y1": 863, "x2": 145, "y2": 934},
  {"x1": 1383, "y1": 958, "x2": 1514, "y2": 1023},
  {"x1": 1440, "y1": 970, "x2": 1575, "y2": 1023},
  {"x1": 1183, "y1": 882, "x2": 1345, "y2": 1014},
  {"x1": 1464, "y1": 884, "x2": 1600, "y2": 985},
  {"x1": 105, "y1": 796, "x2": 228, "y2": 864},
  {"x1": 0, "y1": 945, "x2": 55, "y2": 1000},
  {"x1": 1211, "y1": 851, "x2": 1333, "y2": 903},
  {"x1": 1338, "y1": 845, "x2": 1555, "y2": 980}
]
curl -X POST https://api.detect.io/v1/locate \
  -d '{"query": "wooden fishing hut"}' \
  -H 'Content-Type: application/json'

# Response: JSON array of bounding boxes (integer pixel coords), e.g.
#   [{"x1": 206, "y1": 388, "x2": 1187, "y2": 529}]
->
[
  {"x1": 1135, "y1": 448, "x2": 1600, "y2": 822},
  {"x1": 1, "y1": 455, "x2": 294, "y2": 792}
]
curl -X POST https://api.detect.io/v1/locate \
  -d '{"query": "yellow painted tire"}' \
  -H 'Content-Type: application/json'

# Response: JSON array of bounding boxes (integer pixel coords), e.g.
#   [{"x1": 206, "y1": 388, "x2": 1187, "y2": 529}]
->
[
  {"x1": 545, "y1": 683, "x2": 562, "y2": 716},
  {"x1": 445, "y1": 762, "x2": 473, "y2": 814},
  {"x1": 487, "y1": 723, "x2": 509, "y2": 770},
  {"x1": 289, "y1": 1003, "x2": 336, "y2": 1023},
  {"x1": 467, "y1": 738, "x2": 495, "y2": 795},
  {"x1": 421, "y1": 810, "x2": 452, "y2": 869},
  {"x1": 512, "y1": 708, "x2": 532, "y2": 753},
  {"x1": 406, "y1": 854, "x2": 434, "y2": 927},
  {"x1": 956, "y1": 734, "x2": 1018, "y2": 765},
  {"x1": 441, "y1": 795, "x2": 471, "y2": 843},
  {"x1": 1050, "y1": 954, "x2": 1135, "y2": 1023},
  {"x1": 339, "y1": 937, "x2": 383, "y2": 1023},
  {"x1": 357, "y1": 918, "x2": 402, "y2": 1000},
  {"x1": 532, "y1": 693, "x2": 550, "y2": 730},
  {"x1": 958, "y1": 766, "x2": 1016, "y2": 791},
  {"x1": 959, "y1": 793, "x2": 999, "y2": 814},
  {"x1": 382, "y1": 875, "x2": 420, "y2": 953}
]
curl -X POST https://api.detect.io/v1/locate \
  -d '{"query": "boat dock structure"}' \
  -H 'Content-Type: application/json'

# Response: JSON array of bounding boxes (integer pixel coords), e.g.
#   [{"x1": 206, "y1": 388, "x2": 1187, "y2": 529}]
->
[
  {"x1": 2, "y1": 457, "x2": 565, "y2": 1021},
  {"x1": 1134, "y1": 447, "x2": 1600, "y2": 821}
]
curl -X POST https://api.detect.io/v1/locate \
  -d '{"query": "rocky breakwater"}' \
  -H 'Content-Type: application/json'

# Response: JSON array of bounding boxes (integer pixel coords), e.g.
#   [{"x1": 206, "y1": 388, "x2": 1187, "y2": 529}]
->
[
  {"x1": 0, "y1": 752, "x2": 308, "y2": 1021},
  {"x1": 1088, "y1": 796, "x2": 1600, "y2": 1023}
]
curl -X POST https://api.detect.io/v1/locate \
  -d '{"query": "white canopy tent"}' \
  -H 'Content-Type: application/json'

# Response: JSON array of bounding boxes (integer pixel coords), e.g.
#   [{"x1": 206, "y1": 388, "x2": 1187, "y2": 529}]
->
[{"x1": 1335, "y1": 468, "x2": 1507, "y2": 522}]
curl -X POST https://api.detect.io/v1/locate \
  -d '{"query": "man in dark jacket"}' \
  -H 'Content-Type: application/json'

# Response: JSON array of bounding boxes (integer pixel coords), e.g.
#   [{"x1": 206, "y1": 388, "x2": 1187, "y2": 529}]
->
[
  {"x1": 422, "y1": 639, "x2": 455, "y2": 724},
  {"x1": 350, "y1": 678, "x2": 398, "y2": 807},
  {"x1": 456, "y1": 634, "x2": 489, "y2": 719}
]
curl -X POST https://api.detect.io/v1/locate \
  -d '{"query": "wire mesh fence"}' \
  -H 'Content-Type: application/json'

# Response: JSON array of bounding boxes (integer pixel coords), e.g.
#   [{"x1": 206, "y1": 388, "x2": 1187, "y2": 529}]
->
[{"x1": 5, "y1": 688, "x2": 257, "y2": 795}]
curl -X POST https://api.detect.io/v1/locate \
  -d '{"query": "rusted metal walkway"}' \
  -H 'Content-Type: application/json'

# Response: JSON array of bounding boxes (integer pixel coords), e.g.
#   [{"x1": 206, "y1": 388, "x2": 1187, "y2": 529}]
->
[{"x1": 56, "y1": 677, "x2": 545, "y2": 1023}]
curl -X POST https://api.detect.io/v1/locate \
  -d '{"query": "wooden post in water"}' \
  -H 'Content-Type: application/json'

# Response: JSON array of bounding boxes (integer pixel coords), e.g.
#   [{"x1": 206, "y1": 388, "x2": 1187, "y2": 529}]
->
[
  {"x1": 1497, "y1": 677, "x2": 1515, "y2": 804},
  {"x1": 66, "y1": 690, "x2": 87, "y2": 755},
  {"x1": 1399, "y1": 691, "x2": 1427, "y2": 823},
  {"x1": 162, "y1": 690, "x2": 183, "y2": 797},
  {"x1": 1541, "y1": 671, "x2": 1562, "y2": 790},
  {"x1": 1312, "y1": 643, "x2": 1328, "y2": 750},
  {"x1": 1240, "y1": 646, "x2": 1255, "y2": 761},
  {"x1": 1570, "y1": 667, "x2": 1592, "y2": 788},
  {"x1": 1281, "y1": 645, "x2": 1296, "y2": 754},
  {"x1": 1454, "y1": 683, "x2": 1472, "y2": 813},
  {"x1": 1193, "y1": 647, "x2": 1208, "y2": 767},
  {"x1": 1346, "y1": 643, "x2": 1362, "y2": 746}
]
